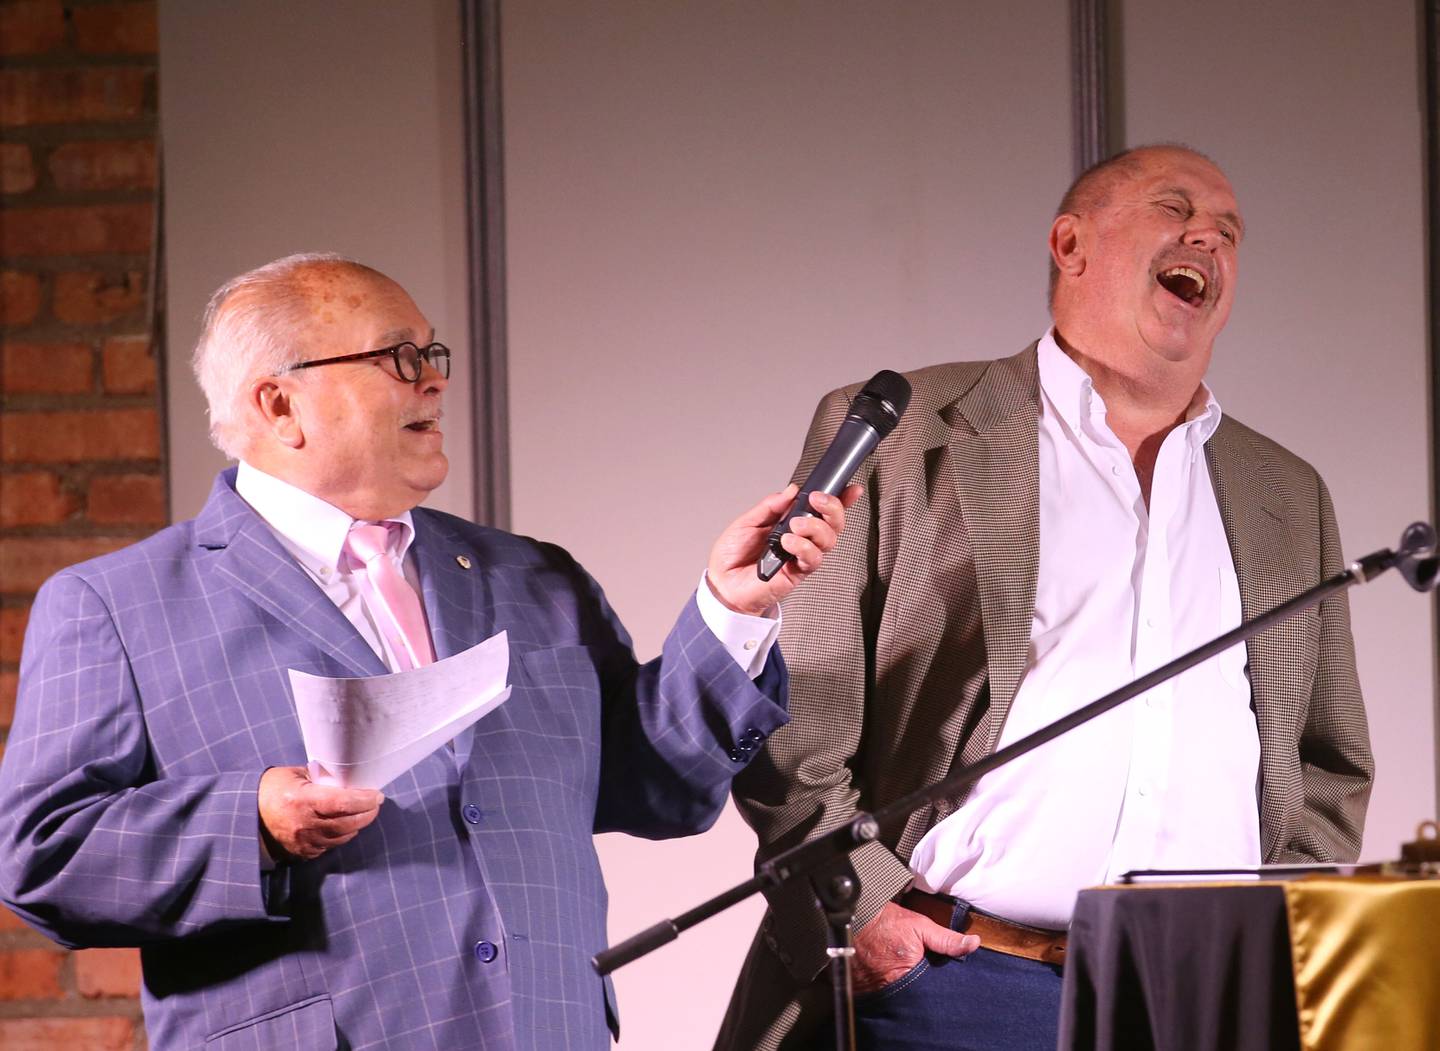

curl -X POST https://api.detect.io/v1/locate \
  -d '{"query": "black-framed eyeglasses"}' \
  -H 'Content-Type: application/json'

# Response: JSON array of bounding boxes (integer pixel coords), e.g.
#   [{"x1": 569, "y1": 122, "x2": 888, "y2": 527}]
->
[{"x1": 286, "y1": 342, "x2": 451, "y2": 383}]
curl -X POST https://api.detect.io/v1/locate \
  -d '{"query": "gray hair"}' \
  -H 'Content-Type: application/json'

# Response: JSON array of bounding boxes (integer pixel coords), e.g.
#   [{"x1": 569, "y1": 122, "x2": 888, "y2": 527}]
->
[{"x1": 192, "y1": 252, "x2": 373, "y2": 458}]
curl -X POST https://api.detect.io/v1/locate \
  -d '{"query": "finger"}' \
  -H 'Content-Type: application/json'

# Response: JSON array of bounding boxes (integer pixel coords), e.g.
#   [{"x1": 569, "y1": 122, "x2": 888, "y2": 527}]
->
[
  {"x1": 787, "y1": 514, "x2": 839, "y2": 554},
  {"x1": 839, "y1": 482, "x2": 863, "y2": 508},
  {"x1": 778, "y1": 531, "x2": 825, "y2": 573},
  {"x1": 729, "y1": 483, "x2": 800, "y2": 530},
  {"x1": 803, "y1": 490, "x2": 848, "y2": 540},
  {"x1": 308, "y1": 786, "x2": 386, "y2": 820},
  {"x1": 316, "y1": 808, "x2": 382, "y2": 840},
  {"x1": 917, "y1": 918, "x2": 980, "y2": 958}
]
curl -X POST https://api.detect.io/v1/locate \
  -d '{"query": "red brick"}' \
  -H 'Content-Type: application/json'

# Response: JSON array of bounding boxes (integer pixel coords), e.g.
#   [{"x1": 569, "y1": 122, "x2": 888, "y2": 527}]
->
[
  {"x1": 74, "y1": 946, "x2": 142, "y2": 998},
  {"x1": 0, "y1": 1018, "x2": 137, "y2": 1051},
  {"x1": 0, "y1": 946, "x2": 65, "y2": 999},
  {"x1": 47, "y1": 139, "x2": 156, "y2": 192},
  {"x1": 0, "y1": 271, "x2": 42, "y2": 328},
  {"x1": 74, "y1": 2, "x2": 158, "y2": 56},
  {"x1": 0, "y1": 69, "x2": 150, "y2": 127},
  {"x1": 0, "y1": 604, "x2": 30, "y2": 662},
  {"x1": 52, "y1": 271, "x2": 144, "y2": 325},
  {"x1": 1, "y1": 340, "x2": 92, "y2": 395},
  {"x1": 1, "y1": 204, "x2": 153, "y2": 258},
  {"x1": 101, "y1": 334, "x2": 154, "y2": 394},
  {"x1": 87, "y1": 473, "x2": 163, "y2": 525},
  {"x1": 0, "y1": 408, "x2": 160, "y2": 464},
  {"x1": 0, "y1": 1, "x2": 66, "y2": 57},
  {"x1": 0, "y1": 536, "x2": 132, "y2": 593},
  {"x1": 0, "y1": 472, "x2": 79, "y2": 527},
  {"x1": 1, "y1": 142, "x2": 36, "y2": 194},
  {"x1": 0, "y1": 669, "x2": 14, "y2": 729}
]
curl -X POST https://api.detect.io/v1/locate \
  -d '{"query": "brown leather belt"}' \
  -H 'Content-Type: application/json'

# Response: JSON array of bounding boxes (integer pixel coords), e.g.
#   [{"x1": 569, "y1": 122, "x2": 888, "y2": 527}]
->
[{"x1": 900, "y1": 889, "x2": 1067, "y2": 967}]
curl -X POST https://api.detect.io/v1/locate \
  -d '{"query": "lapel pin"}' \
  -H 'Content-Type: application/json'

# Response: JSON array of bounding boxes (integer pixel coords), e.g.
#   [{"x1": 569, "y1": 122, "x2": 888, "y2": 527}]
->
[{"x1": 456, "y1": 554, "x2": 473, "y2": 570}]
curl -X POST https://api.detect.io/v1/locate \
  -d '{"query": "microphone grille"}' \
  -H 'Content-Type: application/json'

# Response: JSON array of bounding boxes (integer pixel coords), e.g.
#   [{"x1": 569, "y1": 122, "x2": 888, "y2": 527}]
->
[{"x1": 855, "y1": 370, "x2": 912, "y2": 433}]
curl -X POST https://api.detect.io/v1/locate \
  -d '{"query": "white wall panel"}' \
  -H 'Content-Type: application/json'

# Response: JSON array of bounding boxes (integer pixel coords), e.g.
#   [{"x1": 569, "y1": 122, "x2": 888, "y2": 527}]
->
[
  {"x1": 159, "y1": 0, "x2": 473, "y2": 521},
  {"x1": 502, "y1": 2, "x2": 1069, "y2": 1045},
  {"x1": 1123, "y1": 0, "x2": 1436, "y2": 860}
]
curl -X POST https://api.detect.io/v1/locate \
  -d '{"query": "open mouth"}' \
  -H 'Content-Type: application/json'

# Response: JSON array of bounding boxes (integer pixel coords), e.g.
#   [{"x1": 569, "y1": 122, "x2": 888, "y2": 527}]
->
[
  {"x1": 404, "y1": 418, "x2": 440, "y2": 433},
  {"x1": 1156, "y1": 265, "x2": 1207, "y2": 308}
]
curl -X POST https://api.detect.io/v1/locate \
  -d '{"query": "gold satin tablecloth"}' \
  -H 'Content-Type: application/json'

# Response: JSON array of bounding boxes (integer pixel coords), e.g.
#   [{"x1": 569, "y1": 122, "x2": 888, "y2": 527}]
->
[{"x1": 1284, "y1": 876, "x2": 1440, "y2": 1051}]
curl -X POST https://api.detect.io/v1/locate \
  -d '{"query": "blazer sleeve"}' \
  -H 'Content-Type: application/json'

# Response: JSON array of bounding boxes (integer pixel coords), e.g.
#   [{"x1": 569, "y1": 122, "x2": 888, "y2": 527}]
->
[
  {"x1": 0, "y1": 571, "x2": 287, "y2": 948},
  {"x1": 1282, "y1": 474, "x2": 1374, "y2": 863},
  {"x1": 730, "y1": 388, "x2": 914, "y2": 982}
]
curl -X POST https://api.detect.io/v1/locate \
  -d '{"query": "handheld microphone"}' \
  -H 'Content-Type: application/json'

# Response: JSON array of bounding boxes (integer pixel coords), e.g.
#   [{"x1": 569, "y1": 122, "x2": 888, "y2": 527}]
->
[{"x1": 758, "y1": 370, "x2": 912, "y2": 582}]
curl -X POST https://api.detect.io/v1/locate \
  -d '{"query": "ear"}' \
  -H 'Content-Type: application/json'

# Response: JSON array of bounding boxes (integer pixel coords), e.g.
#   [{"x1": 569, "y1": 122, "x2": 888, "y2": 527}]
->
[
  {"x1": 251, "y1": 377, "x2": 305, "y2": 449},
  {"x1": 1049, "y1": 213, "x2": 1086, "y2": 280}
]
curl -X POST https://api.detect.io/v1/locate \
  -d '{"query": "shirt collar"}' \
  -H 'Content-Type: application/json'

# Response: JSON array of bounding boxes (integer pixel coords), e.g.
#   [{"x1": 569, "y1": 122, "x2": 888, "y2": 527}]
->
[
  {"x1": 1037, "y1": 327, "x2": 1224, "y2": 451},
  {"x1": 234, "y1": 462, "x2": 416, "y2": 576}
]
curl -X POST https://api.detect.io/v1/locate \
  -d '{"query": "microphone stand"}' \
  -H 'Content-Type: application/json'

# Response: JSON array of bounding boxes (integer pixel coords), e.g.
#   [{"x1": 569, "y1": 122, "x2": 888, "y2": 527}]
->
[{"x1": 593, "y1": 522, "x2": 1438, "y2": 1051}]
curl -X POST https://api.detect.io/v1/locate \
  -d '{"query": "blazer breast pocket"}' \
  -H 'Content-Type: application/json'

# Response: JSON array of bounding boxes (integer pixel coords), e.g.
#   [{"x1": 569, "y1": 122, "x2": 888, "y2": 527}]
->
[
  {"x1": 205, "y1": 995, "x2": 337, "y2": 1050},
  {"x1": 496, "y1": 644, "x2": 605, "y2": 802}
]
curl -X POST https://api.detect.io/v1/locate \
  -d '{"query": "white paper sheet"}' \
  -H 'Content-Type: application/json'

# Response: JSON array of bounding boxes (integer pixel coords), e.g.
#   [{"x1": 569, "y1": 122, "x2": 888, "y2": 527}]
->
[{"x1": 288, "y1": 630, "x2": 511, "y2": 790}]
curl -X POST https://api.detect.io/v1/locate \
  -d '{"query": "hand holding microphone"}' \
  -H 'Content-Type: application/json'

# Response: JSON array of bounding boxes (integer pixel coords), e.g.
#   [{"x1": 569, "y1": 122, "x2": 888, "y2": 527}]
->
[
  {"x1": 758, "y1": 370, "x2": 912, "y2": 581},
  {"x1": 703, "y1": 370, "x2": 911, "y2": 615}
]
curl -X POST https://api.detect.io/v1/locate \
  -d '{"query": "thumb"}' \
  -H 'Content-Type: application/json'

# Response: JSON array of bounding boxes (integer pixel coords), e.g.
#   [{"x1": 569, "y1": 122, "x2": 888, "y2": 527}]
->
[{"x1": 916, "y1": 918, "x2": 980, "y2": 959}]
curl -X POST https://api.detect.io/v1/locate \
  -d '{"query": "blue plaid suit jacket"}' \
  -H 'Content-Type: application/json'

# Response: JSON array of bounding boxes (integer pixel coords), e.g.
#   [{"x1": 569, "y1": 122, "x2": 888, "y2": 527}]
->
[{"x1": 0, "y1": 469, "x2": 787, "y2": 1050}]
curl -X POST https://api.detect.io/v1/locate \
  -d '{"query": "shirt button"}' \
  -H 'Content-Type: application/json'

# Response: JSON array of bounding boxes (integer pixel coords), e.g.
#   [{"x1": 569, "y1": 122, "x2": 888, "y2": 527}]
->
[
  {"x1": 1137, "y1": 785, "x2": 1149, "y2": 797},
  {"x1": 474, "y1": 940, "x2": 498, "y2": 963},
  {"x1": 1111, "y1": 464, "x2": 1123, "y2": 476},
  {"x1": 462, "y1": 803, "x2": 483, "y2": 825},
  {"x1": 743, "y1": 639, "x2": 759, "y2": 651}
]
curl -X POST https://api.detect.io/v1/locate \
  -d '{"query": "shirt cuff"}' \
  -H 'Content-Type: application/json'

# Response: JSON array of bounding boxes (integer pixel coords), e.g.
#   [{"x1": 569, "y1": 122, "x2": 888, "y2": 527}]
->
[{"x1": 695, "y1": 571, "x2": 781, "y2": 679}]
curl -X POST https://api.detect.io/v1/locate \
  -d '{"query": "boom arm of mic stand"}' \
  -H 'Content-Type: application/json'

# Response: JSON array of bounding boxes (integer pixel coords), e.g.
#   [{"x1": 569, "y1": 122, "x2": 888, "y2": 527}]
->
[{"x1": 593, "y1": 527, "x2": 1426, "y2": 978}]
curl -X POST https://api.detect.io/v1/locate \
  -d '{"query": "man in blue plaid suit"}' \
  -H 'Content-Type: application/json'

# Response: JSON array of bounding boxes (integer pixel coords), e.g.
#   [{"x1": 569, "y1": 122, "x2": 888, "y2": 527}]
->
[{"x1": 0, "y1": 254, "x2": 856, "y2": 1050}]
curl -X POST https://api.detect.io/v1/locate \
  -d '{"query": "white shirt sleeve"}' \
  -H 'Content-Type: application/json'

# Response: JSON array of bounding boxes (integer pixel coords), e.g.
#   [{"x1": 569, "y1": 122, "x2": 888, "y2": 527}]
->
[{"x1": 693, "y1": 572, "x2": 782, "y2": 679}]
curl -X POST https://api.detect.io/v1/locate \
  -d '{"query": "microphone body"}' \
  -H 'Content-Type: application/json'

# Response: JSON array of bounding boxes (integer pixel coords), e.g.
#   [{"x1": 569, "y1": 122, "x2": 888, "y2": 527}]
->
[{"x1": 758, "y1": 370, "x2": 912, "y2": 582}]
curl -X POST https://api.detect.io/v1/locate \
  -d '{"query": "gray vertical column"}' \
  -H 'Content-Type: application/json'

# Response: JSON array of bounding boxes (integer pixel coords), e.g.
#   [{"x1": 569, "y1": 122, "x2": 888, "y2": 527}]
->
[
  {"x1": 1071, "y1": 0, "x2": 1117, "y2": 174},
  {"x1": 461, "y1": 0, "x2": 512, "y2": 529}
]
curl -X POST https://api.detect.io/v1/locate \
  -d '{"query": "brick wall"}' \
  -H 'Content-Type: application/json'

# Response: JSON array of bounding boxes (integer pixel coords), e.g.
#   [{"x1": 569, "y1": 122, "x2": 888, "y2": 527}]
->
[{"x1": 0, "y1": 1, "x2": 161, "y2": 1047}]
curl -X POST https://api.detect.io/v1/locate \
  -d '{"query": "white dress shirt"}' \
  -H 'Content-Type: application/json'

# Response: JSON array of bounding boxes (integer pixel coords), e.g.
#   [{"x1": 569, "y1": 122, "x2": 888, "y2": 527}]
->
[
  {"x1": 234, "y1": 463, "x2": 780, "y2": 676},
  {"x1": 908, "y1": 331, "x2": 1260, "y2": 928}
]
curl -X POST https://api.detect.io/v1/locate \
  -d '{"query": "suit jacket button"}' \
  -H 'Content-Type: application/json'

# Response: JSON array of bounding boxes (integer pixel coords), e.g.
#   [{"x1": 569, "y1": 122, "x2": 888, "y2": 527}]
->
[
  {"x1": 462, "y1": 803, "x2": 483, "y2": 825},
  {"x1": 728, "y1": 749, "x2": 744, "y2": 762},
  {"x1": 474, "y1": 940, "x2": 498, "y2": 963}
]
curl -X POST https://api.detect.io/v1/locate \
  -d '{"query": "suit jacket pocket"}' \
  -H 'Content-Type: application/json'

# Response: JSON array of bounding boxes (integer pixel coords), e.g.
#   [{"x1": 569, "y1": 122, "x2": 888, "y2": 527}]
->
[{"x1": 205, "y1": 994, "x2": 337, "y2": 1050}]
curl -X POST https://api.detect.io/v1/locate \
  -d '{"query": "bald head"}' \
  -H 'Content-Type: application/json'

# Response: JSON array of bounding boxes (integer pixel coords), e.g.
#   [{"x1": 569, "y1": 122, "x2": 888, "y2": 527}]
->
[
  {"x1": 192, "y1": 253, "x2": 392, "y2": 458},
  {"x1": 1047, "y1": 144, "x2": 1219, "y2": 308}
]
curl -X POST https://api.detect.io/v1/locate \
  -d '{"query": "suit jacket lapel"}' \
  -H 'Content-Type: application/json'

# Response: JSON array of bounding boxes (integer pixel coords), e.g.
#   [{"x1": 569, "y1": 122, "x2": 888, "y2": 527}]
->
[
  {"x1": 197, "y1": 472, "x2": 386, "y2": 679},
  {"x1": 411, "y1": 509, "x2": 494, "y2": 660},
  {"x1": 1205, "y1": 418, "x2": 1303, "y2": 861},
  {"x1": 943, "y1": 347, "x2": 1042, "y2": 750}
]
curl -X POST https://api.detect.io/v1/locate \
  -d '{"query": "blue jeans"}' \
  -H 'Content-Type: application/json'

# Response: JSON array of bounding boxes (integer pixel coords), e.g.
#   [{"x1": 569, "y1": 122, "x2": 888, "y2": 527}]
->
[{"x1": 823, "y1": 902, "x2": 1065, "y2": 1051}]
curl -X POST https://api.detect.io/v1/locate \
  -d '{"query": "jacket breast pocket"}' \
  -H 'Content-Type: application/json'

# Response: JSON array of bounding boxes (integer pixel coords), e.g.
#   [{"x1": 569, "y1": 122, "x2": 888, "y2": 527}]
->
[
  {"x1": 205, "y1": 995, "x2": 337, "y2": 1050},
  {"x1": 495, "y1": 644, "x2": 605, "y2": 803}
]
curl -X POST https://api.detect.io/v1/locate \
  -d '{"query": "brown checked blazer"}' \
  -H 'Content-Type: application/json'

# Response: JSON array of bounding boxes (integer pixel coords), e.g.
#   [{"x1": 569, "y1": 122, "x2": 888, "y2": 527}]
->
[{"x1": 714, "y1": 345, "x2": 1374, "y2": 1051}]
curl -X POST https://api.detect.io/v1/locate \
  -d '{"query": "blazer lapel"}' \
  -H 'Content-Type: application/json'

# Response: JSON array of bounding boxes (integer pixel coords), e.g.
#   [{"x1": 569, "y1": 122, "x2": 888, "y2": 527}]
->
[
  {"x1": 1205, "y1": 418, "x2": 1304, "y2": 861},
  {"x1": 196, "y1": 472, "x2": 388, "y2": 679},
  {"x1": 943, "y1": 347, "x2": 1042, "y2": 750},
  {"x1": 411, "y1": 509, "x2": 495, "y2": 661}
]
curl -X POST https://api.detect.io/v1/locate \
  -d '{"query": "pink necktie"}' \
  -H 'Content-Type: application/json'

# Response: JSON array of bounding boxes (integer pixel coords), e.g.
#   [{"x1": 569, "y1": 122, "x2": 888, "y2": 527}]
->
[{"x1": 344, "y1": 522, "x2": 436, "y2": 671}]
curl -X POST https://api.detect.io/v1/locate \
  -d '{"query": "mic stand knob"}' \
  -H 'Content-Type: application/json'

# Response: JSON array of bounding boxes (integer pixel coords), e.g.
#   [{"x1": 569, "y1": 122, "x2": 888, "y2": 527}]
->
[{"x1": 811, "y1": 859, "x2": 862, "y2": 1051}]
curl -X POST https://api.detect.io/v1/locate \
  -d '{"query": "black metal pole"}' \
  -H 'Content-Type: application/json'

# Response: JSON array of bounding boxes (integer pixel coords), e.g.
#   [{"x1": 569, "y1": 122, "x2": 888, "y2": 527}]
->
[{"x1": 593, "y1": 527, "x2": 1433, "y2": 988}]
